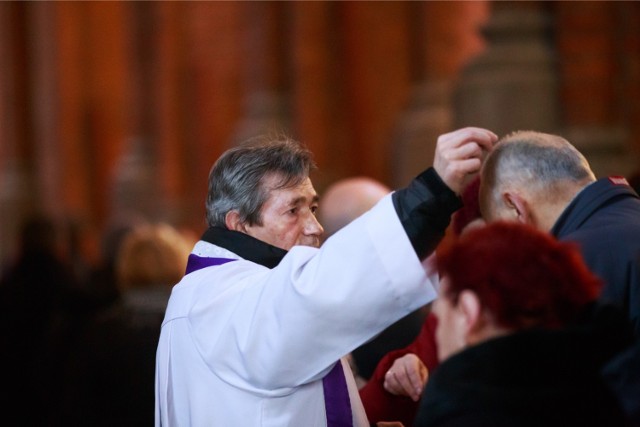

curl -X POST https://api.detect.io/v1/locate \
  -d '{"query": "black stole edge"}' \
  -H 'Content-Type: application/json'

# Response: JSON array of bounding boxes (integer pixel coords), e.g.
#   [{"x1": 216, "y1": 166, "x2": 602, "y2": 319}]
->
[{"x1": 200, "y1": 227, "x2": 287, "y2": 269}]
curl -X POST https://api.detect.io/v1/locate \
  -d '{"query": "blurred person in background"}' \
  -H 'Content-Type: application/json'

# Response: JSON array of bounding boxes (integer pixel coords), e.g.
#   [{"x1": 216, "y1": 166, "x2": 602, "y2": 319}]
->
[
  {"x1": 58, "y1": 223, "x2": 193, "y2": 426},
  {"x1": 0, "y1": 215, "x2": 81, "y2": 424}
]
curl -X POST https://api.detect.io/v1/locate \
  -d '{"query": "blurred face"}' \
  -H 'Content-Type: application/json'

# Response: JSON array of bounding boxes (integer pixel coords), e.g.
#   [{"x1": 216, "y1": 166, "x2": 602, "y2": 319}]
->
[
  {"x1": 432, "y1": 277, "x2": 468, "y2": 361},
  {"x1": 244, "y1": 175, "x2": 324, "y2": 250},
  {"x1": 461, "y1": 217, "x2": 486, "y2": 235}
]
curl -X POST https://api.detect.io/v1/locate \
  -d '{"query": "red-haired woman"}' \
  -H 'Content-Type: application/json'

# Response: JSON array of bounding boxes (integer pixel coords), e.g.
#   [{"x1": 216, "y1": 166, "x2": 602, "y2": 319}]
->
[{"x1": 415, "y1": 221, "x2": 633, "y2": 427}]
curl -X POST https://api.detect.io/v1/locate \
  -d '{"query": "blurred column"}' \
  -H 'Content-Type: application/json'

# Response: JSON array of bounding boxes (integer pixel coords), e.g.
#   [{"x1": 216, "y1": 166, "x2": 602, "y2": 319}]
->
[
  {"x1": 82, "y1": 1, "x2": 137, "y2": 227},
  {"x1": 289, "y1": 1, "x2": 350, "y2": 185},
  {"x1": 182, "y1": 1, "x2": 244, "y2": 230},
  {"x1": 339, "y1": 1, "x2": 412, "y2": 181},
  {"x1": 619, "y1": 2, "x2": 640, "y2": 164},
  {"x1": 0, "y1": 2, "x2": 35, "y2": 263},
  {"x1": 109, "y1": 1, "x2": 162, "y2": 227},
  {"x1": 49, "y1": 2, "x2": 93, "y2": 226},
  {"x1": 231, "y1": 1, "x2": 291, "y2": 144},
  {"x1": 30, "y1": 1, "x2": 60, "y2": 217},
  {"x1": 152, "y1": 1, "x2": 188, "y2": 226},
  {"x1": 620, "y1": 2, "x2": 640, "y2": 165},
  {"x1": 453, "y1": 1, "x2": 560, "y2": 138},
  {"x1": 556, "y1": 1, "x2": 635, "y2": 177},
  {"x1": 391, "y1": 1, "x2": 489, "y2": 187}
]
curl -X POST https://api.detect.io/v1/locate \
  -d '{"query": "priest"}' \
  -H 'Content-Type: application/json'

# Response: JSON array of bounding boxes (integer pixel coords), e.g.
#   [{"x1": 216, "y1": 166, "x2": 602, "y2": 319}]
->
[{"x1": 155, "y1": 128, "x2": 497, "y2": 426}]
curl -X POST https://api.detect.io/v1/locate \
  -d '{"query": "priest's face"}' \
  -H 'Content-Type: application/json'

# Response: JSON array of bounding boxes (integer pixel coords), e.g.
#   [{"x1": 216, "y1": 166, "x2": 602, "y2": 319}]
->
[{"x1": 243, "y1": 175, "x2": 323, "y2": 251}]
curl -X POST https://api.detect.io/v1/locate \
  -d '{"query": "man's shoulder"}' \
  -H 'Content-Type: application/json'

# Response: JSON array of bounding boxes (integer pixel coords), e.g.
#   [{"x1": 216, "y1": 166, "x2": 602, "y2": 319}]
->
[{"x1": 564, "y1": 179, "x2": 640, "y2": 233}]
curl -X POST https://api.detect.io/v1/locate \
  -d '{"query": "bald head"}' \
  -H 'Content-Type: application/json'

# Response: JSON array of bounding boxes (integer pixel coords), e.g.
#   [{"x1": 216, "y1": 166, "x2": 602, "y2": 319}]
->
[
  {"x1": 480, "y1": 130, "x2": 596, "y2": 230},
  {"x1": 319, "y1": 177, "x2": 391, "y2": 238}
]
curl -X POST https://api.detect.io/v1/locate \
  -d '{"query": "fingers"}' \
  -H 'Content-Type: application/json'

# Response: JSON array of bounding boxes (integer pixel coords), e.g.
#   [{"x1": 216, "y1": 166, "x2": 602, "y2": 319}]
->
[
  {"x1": 450, "y1": 141, "x2": 483, "y2": 160},
  {"x1": 401, "y1": 360, "x2": 427, "y2": 402},
  {"x1": 383, "y1": 354, "x2": 428, "y2": 402},
  {"x1": 437, "y1": 127, "x2": 498, "y2": 152},
  {"x1": 433, "y1": 127, "x2": 498, "y2": 194},
  {"x1": 383, "y1": 369, "x2": 403, "y2": 396}
]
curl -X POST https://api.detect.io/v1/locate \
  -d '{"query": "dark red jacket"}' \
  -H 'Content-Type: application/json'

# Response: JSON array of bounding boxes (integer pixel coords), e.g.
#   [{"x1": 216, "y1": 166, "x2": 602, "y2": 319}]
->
[{"x1": 360, "y1": 313, "x2": 439, "y2": 426}]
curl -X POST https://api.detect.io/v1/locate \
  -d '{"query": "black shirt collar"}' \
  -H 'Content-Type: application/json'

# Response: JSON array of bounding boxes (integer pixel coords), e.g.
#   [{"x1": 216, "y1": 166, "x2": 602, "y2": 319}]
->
[{"x1": 200, "y1": 226, "x2": 287, "y2": 269}]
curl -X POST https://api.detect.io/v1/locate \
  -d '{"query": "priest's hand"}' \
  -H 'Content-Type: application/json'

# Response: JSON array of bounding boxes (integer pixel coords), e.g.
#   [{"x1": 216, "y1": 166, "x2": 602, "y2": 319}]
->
[
  {"x1": 383, "y1": 353, "x2": 428, "y2": 402},
  {"x1": 433, "y1": 127, "x2": 497, "y2": 194}
]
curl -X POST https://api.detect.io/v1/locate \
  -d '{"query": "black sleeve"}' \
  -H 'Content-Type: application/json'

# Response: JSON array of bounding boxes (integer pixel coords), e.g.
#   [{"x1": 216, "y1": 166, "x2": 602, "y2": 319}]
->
[{"x1": 392, "y1": 167, "x2": 462, "y2": 260}]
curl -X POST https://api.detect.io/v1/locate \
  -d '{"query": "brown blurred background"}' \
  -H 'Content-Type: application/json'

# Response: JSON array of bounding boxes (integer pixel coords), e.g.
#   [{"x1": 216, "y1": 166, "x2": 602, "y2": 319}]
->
[{"x1": 1, "y1": 0, "x2": 639, "y2": 267}]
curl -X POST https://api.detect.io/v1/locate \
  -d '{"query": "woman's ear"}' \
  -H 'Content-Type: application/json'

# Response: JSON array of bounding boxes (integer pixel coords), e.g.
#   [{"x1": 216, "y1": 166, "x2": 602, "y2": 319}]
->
[
  {"x1": 224, "y1": 211, "x2": 246, "y2": 233},
  {"x1": 459, "y1": 290, "x2": 507, "y2": 345},
  {"x1": 457, "y1": 290, "x2": 483, "y2": 337}
]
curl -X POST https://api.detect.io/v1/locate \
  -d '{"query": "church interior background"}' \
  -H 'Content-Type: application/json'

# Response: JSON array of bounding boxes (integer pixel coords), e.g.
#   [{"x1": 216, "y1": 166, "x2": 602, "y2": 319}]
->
[{"x1": 1, "y1": 0, "x2": 639, "y2": 267}]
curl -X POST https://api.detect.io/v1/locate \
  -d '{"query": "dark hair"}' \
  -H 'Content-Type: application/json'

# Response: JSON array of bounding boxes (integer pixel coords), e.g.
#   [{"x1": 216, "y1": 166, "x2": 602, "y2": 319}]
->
[
  {"x1": 206, "y1": 136, "x2": 315, "y2": 227},
  {"x1": 436, "y1": 221, "x2": 601, "y2": 330}
]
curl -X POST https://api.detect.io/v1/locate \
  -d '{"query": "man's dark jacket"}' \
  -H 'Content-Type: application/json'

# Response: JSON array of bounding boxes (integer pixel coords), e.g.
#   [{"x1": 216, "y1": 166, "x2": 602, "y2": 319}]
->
[
  {"x1": 550, "y1": 176, "x2": 640, "y2": 426},
  {"x1": 551, "y1": 177, "x2": 640, "y2": 335}
]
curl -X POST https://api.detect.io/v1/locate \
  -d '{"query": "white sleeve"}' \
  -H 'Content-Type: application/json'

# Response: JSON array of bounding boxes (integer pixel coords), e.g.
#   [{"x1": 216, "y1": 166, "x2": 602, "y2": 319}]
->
[{"x1": 189, "y1": 194, "x2": 438, "y2": 391}]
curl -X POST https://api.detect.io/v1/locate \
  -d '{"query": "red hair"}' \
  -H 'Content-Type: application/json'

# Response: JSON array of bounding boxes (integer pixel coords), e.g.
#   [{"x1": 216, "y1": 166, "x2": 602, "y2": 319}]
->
[{"x1": 436, "y1": 221, "x2": 602, "y2": 330}]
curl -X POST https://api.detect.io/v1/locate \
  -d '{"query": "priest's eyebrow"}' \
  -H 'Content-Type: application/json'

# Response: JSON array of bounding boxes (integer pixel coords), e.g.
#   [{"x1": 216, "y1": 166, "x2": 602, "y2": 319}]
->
[{"x1": 289, "y1": 194, "x2": 320, "y2": 207}]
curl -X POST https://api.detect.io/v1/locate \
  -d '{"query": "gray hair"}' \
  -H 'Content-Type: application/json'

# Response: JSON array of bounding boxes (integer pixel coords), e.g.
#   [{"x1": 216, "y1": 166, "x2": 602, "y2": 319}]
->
[
  {"x1": 205, "y1": 136, "x2": 315, "y2": 228},
  {"x1": 481, "y1": 131, "x2": 595, "y2": 213}
]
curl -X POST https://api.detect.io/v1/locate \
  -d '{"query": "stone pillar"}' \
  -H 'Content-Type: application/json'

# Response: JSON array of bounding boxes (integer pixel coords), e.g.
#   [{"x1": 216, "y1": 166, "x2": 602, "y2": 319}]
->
[
  {"x1": 231, "y1": 1, "x2": 291, "y2": 145},
  {"x1": 110, "y1": 137, "x2": 158, "y2": 226},
  {"x1": 53, "y1": 1, "x2": 93, "y2": 221},
  {"x1": 391, "y1": 81, "x2": 453, "y2": 187},
  {"x1": 291, "y1": 2, "x2": 335, "y2": 169},
  {"x1": 147, "y1": 1, "x2": 191, "y2": 226},
  {"x1": 391, "y1": 1, "x2": 489, "y2": 187},
  {"x1": 340, "y1": 1, "x2": 413, "y2": 181},
  {"x1": 119, "y1": 1, "x2": 187, "y2": 226},
  {"x1": 288, "y1": 1, "x2": 353, "y2": 189},
  {"x1": 182, "y1": 1, "x2": 245, "y2": 230},
  {"x1": 453, "y1": 2, "x2": 560, "y2": 137},
  {"x1": 30, "y1": 1, "x2": 63, "y2": 218},
  {"x1": 619, "y1": 2, "x2": 640, "y2": 165},
  {"x1": 82, "y1": 1, "x2": 136, "y2": 227},
  {"x1": 0, "y1": 2, "x2": 35, "y2": 263},
  {"x1": 555, "y1": 1, "x2": 636, "y2": 178}
]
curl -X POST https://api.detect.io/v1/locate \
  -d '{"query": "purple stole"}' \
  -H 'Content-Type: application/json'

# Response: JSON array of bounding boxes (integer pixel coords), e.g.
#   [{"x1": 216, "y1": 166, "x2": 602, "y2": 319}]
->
[
  {"x1": 184, "y1": 254, "x2": 353, "y2": 427},
  {"x1": 185, "y1": 253, "x2": 236, "y2": 274}
]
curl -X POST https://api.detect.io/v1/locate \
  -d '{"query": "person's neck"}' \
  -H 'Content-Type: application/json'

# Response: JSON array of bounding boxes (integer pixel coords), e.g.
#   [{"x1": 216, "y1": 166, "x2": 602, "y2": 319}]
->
[
  {"x1": 536, "y1": 202, "x2": 570, "y2": 232},
  {"x1": 535, "y1": 181, "x2": 592, "y2": 232},
  {"x1": 467, "y1": 323, "x2": 512, "y2": 347}
]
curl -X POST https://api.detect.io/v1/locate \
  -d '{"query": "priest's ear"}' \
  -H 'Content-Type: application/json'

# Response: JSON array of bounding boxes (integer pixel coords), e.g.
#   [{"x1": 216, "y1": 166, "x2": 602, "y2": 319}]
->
[{"x1": 225, "y1": 210, "x2": 247, "y2": 233}]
